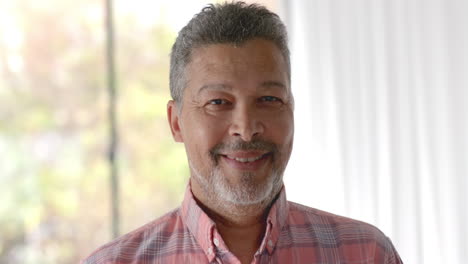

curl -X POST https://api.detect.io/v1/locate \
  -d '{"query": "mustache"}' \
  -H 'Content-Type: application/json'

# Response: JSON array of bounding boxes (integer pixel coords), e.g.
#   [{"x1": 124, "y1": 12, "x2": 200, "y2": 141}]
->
[{"x1": 210, "y1": 139, "x2": 278, "y2": 158}]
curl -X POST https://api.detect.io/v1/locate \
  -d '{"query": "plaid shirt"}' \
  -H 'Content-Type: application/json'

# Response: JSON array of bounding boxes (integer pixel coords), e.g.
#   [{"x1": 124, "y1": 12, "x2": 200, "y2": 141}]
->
[{"x1": 82, "y1": 185, "x2": 402, "y2": 264}]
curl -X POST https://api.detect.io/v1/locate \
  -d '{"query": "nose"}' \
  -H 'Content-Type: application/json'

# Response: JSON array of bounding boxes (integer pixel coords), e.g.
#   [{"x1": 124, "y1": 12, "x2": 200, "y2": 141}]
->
[{"x1": 228, "y1": 103, "x2": 264, "y2": 141}]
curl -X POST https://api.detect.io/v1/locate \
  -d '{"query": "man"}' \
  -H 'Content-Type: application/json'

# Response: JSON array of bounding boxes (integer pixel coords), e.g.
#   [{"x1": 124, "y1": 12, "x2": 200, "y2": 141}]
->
[{"x1": 83, "y1": 2, "x2": 402, "y2": 264}]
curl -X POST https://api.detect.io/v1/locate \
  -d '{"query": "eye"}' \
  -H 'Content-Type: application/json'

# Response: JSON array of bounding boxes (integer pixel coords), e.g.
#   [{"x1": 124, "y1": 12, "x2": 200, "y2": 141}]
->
[
  {"x1": 207, "y1": 99, "x2": 230, "y2": 105},
  {"x1": 259, "y1": 96, "x2": 282, "y2": 103}
]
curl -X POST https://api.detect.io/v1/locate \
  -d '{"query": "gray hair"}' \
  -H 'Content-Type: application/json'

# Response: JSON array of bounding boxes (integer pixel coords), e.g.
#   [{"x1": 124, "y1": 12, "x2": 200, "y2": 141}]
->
[{"x1": 169, "y1": 1, "x2": 290, "y2": 103}]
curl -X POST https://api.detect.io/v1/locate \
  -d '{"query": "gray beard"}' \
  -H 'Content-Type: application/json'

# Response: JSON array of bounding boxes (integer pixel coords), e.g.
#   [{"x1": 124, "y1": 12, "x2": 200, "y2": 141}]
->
[{"x1": 190, "y1": 160, "x2": 283, "y2": 206}]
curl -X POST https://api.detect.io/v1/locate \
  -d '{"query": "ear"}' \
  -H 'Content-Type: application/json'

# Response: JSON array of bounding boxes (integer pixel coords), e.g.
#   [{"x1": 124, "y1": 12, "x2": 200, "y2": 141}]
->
[{"x1": 167, "y1": 100, "x2": 183, "y2": 142}]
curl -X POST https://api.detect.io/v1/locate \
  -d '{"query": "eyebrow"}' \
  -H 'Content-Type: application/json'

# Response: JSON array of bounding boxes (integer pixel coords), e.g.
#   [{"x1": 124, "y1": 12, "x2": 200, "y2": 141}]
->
[
  {"x1": 260, "y1": 81, "x2": 287, "y2": 90},
  {"x1": 197, "y1": 84, "x2": 232, "y2": 95},
  {"x1": 197, "y1": 80, "x2": 287, "y2": 95}
]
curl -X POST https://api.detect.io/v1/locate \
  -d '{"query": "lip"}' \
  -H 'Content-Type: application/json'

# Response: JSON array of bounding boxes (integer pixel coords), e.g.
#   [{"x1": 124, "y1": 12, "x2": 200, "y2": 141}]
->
[
  {"x1": 222, "y1": 151, "x2": 269, "y2": 159},
  {"x1": 220, "y1": 152, "x2": 271, "y2": 170}
]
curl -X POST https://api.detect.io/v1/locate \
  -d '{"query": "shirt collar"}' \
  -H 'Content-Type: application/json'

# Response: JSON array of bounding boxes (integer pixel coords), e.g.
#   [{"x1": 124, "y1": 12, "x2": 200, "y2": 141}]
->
[
  {"x1": 180, "y1": 184, "x2": 218, "y2": 262},
  {"x1": 257, "y1": 185, "x2": 289, "y2": 255},
  {"x1": 180, "y1": 183, "x2": 289, "y2": 260}
]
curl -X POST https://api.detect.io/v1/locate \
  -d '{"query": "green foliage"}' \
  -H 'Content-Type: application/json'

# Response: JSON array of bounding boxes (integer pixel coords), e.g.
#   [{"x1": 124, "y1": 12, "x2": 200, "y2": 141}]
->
[{"x1": 0, "y1": 1, "x2": 190, "y2": 263}]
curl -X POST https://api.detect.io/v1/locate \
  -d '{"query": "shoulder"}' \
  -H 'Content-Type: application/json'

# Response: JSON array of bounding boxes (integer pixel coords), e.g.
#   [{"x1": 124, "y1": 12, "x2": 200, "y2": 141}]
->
[
  {"x1": 81, "y1": 208, "x2": 191, "y2": 264},
  {"x1": 286, "y1": 201, "x2": 394, "y2": 249},
  {"x1": 282, "y1": 201, "x2": 403, "y2": 263}
]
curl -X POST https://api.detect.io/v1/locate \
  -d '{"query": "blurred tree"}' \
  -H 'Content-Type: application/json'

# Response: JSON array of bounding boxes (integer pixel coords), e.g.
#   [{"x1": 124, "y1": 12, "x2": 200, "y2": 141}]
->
[{"x1": 0, "y1": 0, "x2": 188, "y2": 263}]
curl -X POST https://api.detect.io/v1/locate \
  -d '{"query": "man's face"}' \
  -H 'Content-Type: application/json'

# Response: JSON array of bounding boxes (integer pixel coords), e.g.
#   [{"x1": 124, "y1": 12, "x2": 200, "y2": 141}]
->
[{"x1": 168, "y1": 38, "x2": 294, "y2": 205}]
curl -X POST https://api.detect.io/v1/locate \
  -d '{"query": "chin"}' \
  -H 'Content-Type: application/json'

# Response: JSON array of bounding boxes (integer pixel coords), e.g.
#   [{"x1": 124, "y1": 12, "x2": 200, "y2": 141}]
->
[{"x1": 211, "y1": 167, "x2": 283, "y2": 206}]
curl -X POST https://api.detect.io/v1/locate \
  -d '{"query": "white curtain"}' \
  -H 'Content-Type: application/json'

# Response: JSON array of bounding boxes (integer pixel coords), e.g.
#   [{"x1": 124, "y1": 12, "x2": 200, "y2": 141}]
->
[{"x1": 280, "y1": 0, "x2": 467, "y2": 263}]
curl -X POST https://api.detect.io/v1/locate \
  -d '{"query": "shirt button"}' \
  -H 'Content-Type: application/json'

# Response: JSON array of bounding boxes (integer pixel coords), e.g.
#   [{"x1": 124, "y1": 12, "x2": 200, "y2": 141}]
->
[
  {"x1": 208, "y1": 247, "x2": 213, "y2": 255},
  {"x1": 213, "y1": 238, "x2": 220, "y2": 247},
  {"x1": 268, "y1": 240, "x2": 274, "y2": 247}
]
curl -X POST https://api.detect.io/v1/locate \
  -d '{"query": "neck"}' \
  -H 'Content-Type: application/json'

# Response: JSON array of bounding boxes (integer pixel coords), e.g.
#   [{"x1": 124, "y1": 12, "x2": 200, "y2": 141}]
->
[
  {"x1": 196, "y1": 195, "x2": 268, "y2": 228},
  {"x1": 214, "y1": 213, "x2": 266, "y2": 264},
  {"x1": 190, "y1": 178, "x2": 281, "y2": 263}
]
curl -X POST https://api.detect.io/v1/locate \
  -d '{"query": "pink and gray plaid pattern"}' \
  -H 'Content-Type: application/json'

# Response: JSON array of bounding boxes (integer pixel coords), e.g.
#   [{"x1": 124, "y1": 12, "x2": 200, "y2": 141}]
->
[{"x1": 82, "y1": 186, "x2": 402, "y2": 264}]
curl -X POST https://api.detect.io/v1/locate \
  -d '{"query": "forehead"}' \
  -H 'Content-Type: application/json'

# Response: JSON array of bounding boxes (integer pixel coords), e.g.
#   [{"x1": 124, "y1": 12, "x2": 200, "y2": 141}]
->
[{"x1": 185, "y1": 39, "x2": 289, "y2": 93}]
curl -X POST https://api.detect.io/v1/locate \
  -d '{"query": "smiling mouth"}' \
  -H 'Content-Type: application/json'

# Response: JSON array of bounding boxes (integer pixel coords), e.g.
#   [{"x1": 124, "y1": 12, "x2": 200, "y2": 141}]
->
[{"x1": 221, "y1": 152, "x2": 272, "y2": 163}]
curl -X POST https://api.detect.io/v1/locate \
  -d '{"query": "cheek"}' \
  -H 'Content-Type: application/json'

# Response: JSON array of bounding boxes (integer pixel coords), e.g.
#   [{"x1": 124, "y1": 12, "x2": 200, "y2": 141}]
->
[
  {"x1": 183, "y1": 115, "x2": 227, "y2": 154},
  {"x1": 267, "y1": 112, "x2": 294, "y2": 142},
  {"x1": 193, "y1": 116, "x2": 227, "y2": 140},
  {"x1": 273, "y1": 116, "x2": 294, "y2": 163}
]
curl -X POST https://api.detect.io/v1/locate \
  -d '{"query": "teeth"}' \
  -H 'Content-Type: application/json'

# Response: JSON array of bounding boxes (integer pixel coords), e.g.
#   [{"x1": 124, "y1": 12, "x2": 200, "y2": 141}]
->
[{"x1": 227, "y1": 154, "x2": 265, "y2": 163}]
